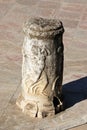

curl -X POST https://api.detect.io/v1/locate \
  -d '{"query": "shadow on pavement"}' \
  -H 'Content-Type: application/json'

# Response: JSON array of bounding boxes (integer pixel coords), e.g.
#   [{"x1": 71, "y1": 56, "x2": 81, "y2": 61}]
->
[{"x1": 62, "y1": 76, "x2": 87, "y2": 109}]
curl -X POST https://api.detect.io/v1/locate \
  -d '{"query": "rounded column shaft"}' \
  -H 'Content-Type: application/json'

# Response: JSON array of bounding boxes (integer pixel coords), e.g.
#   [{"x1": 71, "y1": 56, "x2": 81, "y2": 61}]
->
[{"x1": 16, "y1": 17, "x2": 64, "y2": 118}]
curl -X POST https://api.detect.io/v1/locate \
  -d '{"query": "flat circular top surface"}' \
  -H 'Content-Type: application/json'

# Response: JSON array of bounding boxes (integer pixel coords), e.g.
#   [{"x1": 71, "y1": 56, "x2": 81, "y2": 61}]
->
[
  {"x1": 24, "y1": 17, "x2": 62, "y2": 31},
  {"x1": 23, "y1": 17, "x2": 64, "y2": 38}
]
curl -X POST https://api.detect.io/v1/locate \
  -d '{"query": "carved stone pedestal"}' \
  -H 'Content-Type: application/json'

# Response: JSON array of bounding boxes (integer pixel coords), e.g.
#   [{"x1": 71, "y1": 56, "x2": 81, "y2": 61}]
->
[{"x1": 16, "y1": 17, "x2": 64, "y2": 118}]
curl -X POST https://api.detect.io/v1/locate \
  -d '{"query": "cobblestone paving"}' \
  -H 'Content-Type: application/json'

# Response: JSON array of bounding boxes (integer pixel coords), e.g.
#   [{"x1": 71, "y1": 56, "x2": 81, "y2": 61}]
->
[{"x1": 0, "y1": 0, "x2": 87, "y2": 130}]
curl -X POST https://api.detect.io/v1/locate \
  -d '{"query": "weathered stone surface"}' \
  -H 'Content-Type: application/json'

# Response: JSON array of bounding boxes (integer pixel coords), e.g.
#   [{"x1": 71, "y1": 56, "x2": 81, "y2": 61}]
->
[
  {"x1": 0, "y1": 98, "x2": 87, "y2": 130},
  {"x1": 0, "y1": 0, "x2": 87, "y2": 130},
  {"x1": 69, "y1": 124, "x2": 87, "y2": 130},
  {"x1": 16, "y1": 17, "x2": 64, "y2": 118}
]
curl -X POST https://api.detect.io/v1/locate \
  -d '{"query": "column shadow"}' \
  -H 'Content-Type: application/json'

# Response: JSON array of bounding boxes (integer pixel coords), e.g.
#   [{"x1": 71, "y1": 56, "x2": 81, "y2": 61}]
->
[{"x1": 62, "y1": 76, "x2": 87, "y2": 109}]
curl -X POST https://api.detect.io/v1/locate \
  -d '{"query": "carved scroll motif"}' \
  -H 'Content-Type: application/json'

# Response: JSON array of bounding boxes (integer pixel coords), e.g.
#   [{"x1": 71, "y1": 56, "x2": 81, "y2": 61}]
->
[{"x1": 16, "y1": 18, "x2": 64, "y2": 118}]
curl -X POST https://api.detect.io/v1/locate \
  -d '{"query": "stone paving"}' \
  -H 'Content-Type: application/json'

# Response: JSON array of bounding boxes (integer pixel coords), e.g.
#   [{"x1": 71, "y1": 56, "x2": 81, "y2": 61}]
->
[{"x1": 0, "y1": 0, "x2": 87, "y2": 130}]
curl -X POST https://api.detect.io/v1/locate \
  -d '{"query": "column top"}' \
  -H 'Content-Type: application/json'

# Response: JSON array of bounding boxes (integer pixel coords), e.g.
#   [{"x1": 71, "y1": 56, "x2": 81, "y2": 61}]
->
[{"x1": 23, "y1": 17, "x2": 64, "y2": 39}]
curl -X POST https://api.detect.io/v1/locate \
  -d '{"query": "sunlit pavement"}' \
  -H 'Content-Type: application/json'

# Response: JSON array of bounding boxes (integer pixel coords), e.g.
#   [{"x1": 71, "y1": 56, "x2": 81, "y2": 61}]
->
[{"x1": 0, "y1": 0, "x2": 87, "y2": 130}]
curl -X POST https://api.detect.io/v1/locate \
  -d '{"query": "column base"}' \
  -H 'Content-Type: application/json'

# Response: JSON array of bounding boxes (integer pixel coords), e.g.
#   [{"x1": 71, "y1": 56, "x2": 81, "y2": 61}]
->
[{"x1": 16, "y1": 94, "x2": 55, "y2": 118}]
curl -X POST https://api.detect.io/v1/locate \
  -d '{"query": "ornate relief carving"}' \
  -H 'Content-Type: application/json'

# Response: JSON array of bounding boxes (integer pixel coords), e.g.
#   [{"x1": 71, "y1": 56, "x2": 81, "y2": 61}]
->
[{"x1": 16, "y1": 17, "x2": 64, "y2": 118}]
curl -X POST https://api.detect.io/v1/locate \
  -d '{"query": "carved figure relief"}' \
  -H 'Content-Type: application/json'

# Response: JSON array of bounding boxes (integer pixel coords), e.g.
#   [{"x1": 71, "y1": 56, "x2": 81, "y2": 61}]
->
[{"x1": 16, "y1": 17, "x2": 64, "y2": 118}]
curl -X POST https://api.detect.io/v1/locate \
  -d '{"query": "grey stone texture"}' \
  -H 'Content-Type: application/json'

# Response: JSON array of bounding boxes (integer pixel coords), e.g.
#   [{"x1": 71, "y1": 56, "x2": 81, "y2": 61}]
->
[
  {"x1": 16, "y1": 17, "x2": 64, "y2": 118},
  {"x1": 0, "y1": 0, "x2": 87, "y2": 129},
  {"x1": 0, "y1": 98, "x2": 87, "y2": 130}
]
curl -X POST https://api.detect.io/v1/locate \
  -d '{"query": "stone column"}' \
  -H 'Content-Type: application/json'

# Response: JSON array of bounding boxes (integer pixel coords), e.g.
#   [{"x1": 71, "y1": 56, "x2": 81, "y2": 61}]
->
[{"x1": 16, "y1": 17, "x2": 64, "y2": 118}]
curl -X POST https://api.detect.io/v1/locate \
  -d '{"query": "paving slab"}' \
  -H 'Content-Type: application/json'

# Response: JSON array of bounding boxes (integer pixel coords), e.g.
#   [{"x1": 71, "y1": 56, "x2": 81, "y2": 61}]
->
[
  {"x1": 0, "y1": 0, "x2": 87, "y2": 130},
  {"x1": 0, "y1": 98, "x2": 87, "y2": 130},
  {"x1": 69, "y1": 124, "x2": 87, "y2": 130}
]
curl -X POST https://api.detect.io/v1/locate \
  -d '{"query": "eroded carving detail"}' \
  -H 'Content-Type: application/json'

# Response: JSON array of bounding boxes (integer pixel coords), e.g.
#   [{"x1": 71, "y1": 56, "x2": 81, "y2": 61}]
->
[{"x1": 16, "y1": 17, "x2": 64, "y2": 118}]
